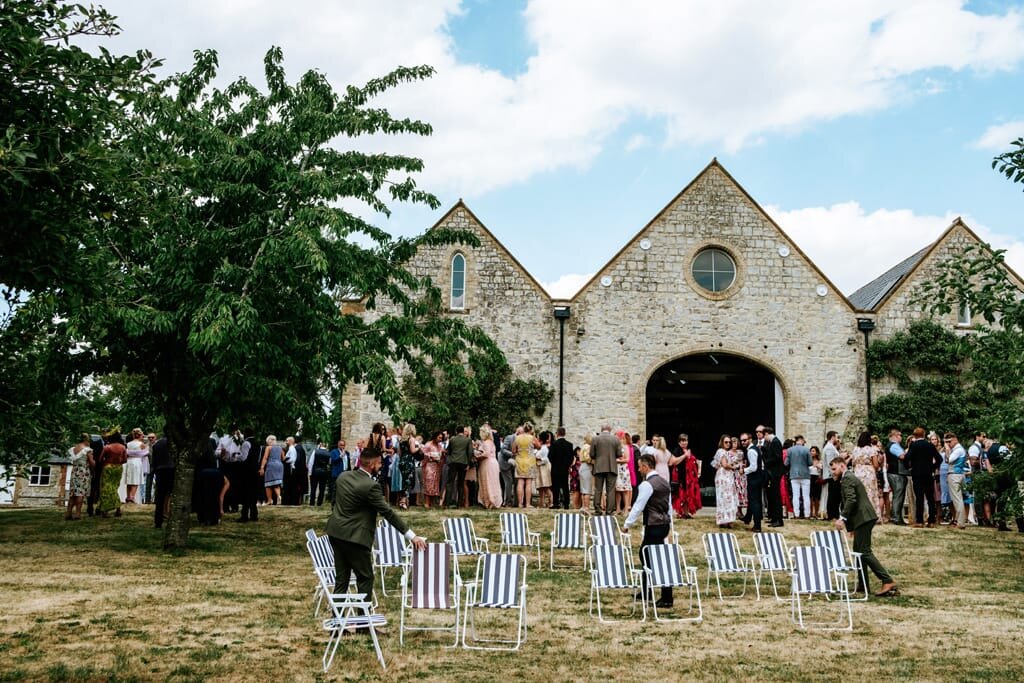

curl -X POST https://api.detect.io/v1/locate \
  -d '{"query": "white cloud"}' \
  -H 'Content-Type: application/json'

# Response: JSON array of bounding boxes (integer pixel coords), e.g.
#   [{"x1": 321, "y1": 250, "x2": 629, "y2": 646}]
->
[
  {"x1": 540, "y1": 272, "x2": 594, "y2": 299},
  {"x1": 972, "y1": 120, "x2": 1024, "y2": 151},
  {"x1": 766, "y1": 202, "x2": 1024, "y2": 294},
  {"x1": 95, "y1": 0, "x2": 1024, "y2": 198},
  {"x1": 625, "y1": 134, "x2": 651, "y2": 152}
]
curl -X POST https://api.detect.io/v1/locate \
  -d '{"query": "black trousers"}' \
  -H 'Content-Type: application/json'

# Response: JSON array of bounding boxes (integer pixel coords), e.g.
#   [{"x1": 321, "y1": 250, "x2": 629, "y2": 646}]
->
[
  {"x1": 446, "y1": 463, "x2": 467, "y2": 507},
  {"x1": 912, "y1": 475, "x2": 936, "y2": 524},
  {"x1": 239, "y1": 466, "x2": 259, "y2": 521},
  {"x1": 640, "y1": 523, "x2": 672, "y2": 602},
  {"x1": 153, "y1": 466, "x2": 175, "y2": 528},
  {"x1": 309, "y1": 474, "x2": 330, "y2": 506},
  {"x1": 765, "y1": 469, "x2": 783, "y2": 523},
  {"x1": 746, "y1": 472, "x2": 765, "y2": 530},
  {"x1": 826, "y1": 478, "x2": 842, "y2": 519},
  {"x1": 329, "y1": 535, "x2": 374, "y2": 599},
  {"x1": 551, "y1": 470, "x2": 571, "y2": 509}
]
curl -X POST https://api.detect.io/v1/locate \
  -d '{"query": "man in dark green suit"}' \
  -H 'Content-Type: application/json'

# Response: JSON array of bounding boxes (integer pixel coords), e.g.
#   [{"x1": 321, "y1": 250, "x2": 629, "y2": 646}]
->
[
  {"x1": 831, "y1": 458, "x2": 898, "y2": 597},
  {"x1": 445, "y1": 425, "x2": 473, "y2": 508},
  {"x1": 326, "y1": 447, "x2": 426, "y2": 598}
]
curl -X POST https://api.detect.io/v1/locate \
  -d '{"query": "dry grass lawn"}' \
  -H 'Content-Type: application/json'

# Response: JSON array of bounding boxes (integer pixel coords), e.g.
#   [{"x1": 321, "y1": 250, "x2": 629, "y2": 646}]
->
[{"x1": 1, "y1": 504, "x2": 1023, "y2": 682}]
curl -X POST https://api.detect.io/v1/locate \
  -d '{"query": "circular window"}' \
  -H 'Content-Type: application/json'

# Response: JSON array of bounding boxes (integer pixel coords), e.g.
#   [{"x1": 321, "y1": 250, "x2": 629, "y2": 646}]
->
[{"x1": 691, "y1": 248, "x2": 736, "y2": 292}]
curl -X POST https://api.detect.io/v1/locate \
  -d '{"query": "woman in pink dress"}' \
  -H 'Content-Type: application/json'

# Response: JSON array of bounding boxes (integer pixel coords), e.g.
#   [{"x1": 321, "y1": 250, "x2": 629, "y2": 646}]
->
[
  {"x1": 420, "y1": 431, "x2": 444, "y2": 509},
  {"x1": 476, "y1": 424, "x2": 502, "y2": 509}
]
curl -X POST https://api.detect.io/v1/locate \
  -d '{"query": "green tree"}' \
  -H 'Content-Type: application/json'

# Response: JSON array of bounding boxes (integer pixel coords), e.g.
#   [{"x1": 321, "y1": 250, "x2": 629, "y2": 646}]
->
[
  {"x1": 401, "y1": 353, "x2": 553, "y2": 436},
  {"x1": 77, "y1": 48, "x2": 499, "y2": 550},
  {"x1": 993, "y1": 137, "x2": 1024, "y2": 191},
  {"x1": 1, "y1": 1, "x2": 156, "y2": 466}
]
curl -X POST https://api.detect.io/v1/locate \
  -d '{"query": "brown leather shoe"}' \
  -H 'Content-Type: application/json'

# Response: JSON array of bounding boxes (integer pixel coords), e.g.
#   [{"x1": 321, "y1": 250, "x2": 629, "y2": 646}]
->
[
  {"x1": 910, "y1": 523, "x2": 923, "y2": 528},
  {"x1": 874, "y1": 582, "x2": 898, "y2": 596}
]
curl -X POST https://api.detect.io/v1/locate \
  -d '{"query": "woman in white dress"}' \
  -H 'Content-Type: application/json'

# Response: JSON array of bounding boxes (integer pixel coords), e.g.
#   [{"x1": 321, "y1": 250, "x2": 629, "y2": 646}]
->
[
  {"x1": 124, "y1": 428, "x2": 149, "y2": 504},
  {"x1": 712, "y1": 434, "x2": 739, "y2": 527}
]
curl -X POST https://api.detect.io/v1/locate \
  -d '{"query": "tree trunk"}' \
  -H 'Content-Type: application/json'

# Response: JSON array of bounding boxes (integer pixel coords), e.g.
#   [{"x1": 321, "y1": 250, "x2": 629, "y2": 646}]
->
[{"x1": 162, "y1": 421, "x2": 205, "y2": 551}]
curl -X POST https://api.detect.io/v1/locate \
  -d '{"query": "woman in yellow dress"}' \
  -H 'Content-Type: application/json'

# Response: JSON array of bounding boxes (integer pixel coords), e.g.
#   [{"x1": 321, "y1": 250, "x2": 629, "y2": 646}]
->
[{"x1": 514, "y1": 422, "x2": 538, "y2": 509}]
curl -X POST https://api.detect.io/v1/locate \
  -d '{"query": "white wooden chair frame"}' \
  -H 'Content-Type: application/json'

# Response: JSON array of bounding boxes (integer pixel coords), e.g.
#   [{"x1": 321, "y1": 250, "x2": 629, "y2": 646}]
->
[
  {"x1": 549, "y1": 512, "x2": 588, "y2": 570},
  {"x1": 499, "y1": 512, "x2": 542, "y2": 569},
  {"x1": 641, "y1": 542, "x2": 703, "y2": 623},
  {"x1": 306, "y1": 531, "x2": 377, "y2": 615},
  {"x1": 399, "y1": 543, "x2": 462, "y2": 648},
  {"x1": 588, "y1": 544, "x2": 644, "y2": 622},
  {"x1": 810, "y1": 529, "x2": 869, "y2": 602},
  {"x1": 373, "y1": 519, "x2": 410, "y2": 597},
  {"x1": 753, "y1": 531, "x2": 794, "y2": 602},
  {"x1": 322, "y1": 591, "x2": 387, "y2": 671},
  {"x1": 702, "y1": 532, "x2": 760, "y2": 600},
  {"x1": 790, "y1": 545, "x2": 853, "y2": 631},
  {"x1": 462, "y1": 553, "x2": 529, "y2": 651}
]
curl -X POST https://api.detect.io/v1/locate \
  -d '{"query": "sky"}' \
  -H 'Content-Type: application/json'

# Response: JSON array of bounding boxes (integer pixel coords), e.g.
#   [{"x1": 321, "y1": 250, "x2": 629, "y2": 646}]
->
[{"x1": 92, "y1": 0, "x2": 1024, "y2": 298}]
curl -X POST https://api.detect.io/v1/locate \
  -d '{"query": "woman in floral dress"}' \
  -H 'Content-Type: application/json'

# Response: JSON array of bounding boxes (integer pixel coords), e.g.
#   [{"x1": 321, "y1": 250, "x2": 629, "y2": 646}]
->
[
  {"x1": 421, "y1": 431, "x2": 444, "y2": 509},
  {"x1": 713, "y1": 434, "x2": 739, "y2": 527},
  {"x1": 851, "y1": 430, "x2": 882, "y2": 518},
  {"x1": 732, "y1": 438, "x2": 748, "y2": 519},
  {"x1": 65, "y1": 433, "x2": 93, "y2": 520},
  {"x1": 681, "y1": 436, "x2": 703, "y2": 517}
]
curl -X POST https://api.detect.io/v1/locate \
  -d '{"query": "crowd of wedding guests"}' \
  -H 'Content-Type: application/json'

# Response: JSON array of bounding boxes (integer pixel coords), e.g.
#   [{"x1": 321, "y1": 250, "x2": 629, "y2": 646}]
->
[
  {"x1": 710, "y1": 423, "x2": 1019, "y2": 533},
  {"x1": 64, "y1": 419, "x2": 1019, "y2": 533}
]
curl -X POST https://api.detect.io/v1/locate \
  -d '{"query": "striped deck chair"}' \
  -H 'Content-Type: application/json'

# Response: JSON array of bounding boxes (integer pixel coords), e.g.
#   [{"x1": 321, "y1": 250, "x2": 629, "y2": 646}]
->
[
  {"x1": 462, "y1": 553, "x2": 529, "y2": 651},
  {"x1": 790, "y1": 546, "x2": 853, "y2": 631},
  {"x1": 373, "y1": 520, "x2": 410, "y2": 596},
  {"x1": 588, "y1": 515, "x2": 632, "y2": 549},
  {"x1": 641, "y1": 543, "x2": 702, "y2": 623},
  {"x1": 306, "y1": 532, "x2": 376, "y2": 614},
  {"x1": 701, "y1": 532, "x2": 760, "y2": 600},
  {"x1": 499, "y1": 512, "x2": 541, "y2": 568},
  {"x1": 549, "y1": 512, "x2": 587, "y2": 570},
  {"x1": 399, "y1": 543, "x2": 462, "y2": 647},
  {"x1": 443, "y1": 517, "x2": 490, "y2": 560},
  {"x1": 753, "y1": 532, "x2": 793, "y2": 601},
  {"x1": 810, "y1": 529, "x2": 868, "y2": 601},
  {"x1": 588, "y1": 544, "x2": 644, "y2": 622},
  {"x1": 322, "y1": 590, "x2": 388, "y2": 671}
]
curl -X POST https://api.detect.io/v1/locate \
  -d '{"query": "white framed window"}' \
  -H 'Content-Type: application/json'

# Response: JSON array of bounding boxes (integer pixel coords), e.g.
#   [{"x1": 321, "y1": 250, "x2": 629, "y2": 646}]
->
[
  {"x1": 28, "y1": 465, "x2": 52, "y2": 486},
  {"x1": 450, "y1": 253, "x2": 466, "y2": 310},
  {"x1": 957, "y1": 301, "x2": 971, "y2": 327}
]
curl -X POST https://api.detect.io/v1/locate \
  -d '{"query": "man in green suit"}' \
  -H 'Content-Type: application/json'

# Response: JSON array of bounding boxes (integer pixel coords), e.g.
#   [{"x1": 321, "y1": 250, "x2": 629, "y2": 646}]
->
[
  {"x1": 326, "y1": 447, "x2": 426, "y2": 598},
  {"x1": 831, "y1": 458, "x2": 898, "y2": 597},
  {"x1": 445, "y1": 425, "x2": 473, "y2": 508}
]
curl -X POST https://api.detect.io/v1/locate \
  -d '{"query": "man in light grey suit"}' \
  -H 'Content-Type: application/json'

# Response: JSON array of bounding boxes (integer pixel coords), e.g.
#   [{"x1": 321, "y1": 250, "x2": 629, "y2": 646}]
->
[
  {"x1": 499, "y1": 429, "x2": 518, "y2": 507},
  {"x1": 591, "y1": 424, "x2": 620, "y2": 515}
]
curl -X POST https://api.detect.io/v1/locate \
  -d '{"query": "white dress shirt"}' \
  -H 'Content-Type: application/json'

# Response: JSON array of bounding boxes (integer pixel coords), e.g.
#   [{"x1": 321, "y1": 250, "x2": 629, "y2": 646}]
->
[{"x1": 624, "y1": 471, "x2": 657, "y2": 530}]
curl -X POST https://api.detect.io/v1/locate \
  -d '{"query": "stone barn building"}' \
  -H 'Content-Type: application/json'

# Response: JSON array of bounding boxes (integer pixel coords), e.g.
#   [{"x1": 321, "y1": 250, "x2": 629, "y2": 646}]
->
[{"x1": 340, "y1": 160, "x2": 1019, "y2": 463}]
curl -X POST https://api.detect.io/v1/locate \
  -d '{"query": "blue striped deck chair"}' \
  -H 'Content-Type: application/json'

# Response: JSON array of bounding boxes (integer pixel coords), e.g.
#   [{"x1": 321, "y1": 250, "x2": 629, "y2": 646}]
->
[
  {"x1": 399, "y1": 543, "x2": 462, "y2": 648},
  {"x1": 307, "y1": 531, "x2": 376, "y2": 614},
  {"x1": 701, "y1": 532, "x2": 760, "y2": 600},
  {"x1": 443, "y1": 517, "x2": 490, "y2": 560},
  {"x1": 588, "y1": 544, "x2": 644, "y2": 622},
  {"x1": 641, "y1": 542, "x2": 702, "y2": 623},
  {"x1": 790, "y1": 546, "x2": 853, "y2": 631},
  {"x1": 373, "y1": 520, "x2": 410, "y2": 596},
  {"x1": 499, "y1": 512, "x2": 541, "y2": 568},
  {"x1": 588, "y1": 514, "x2": 632, "y2": 549},
  {"x1": 549, "y1": 512, "x2": 587, "y2": 570},
  {"x1": 810, "y1": 529, "x2": 868, "y2": 602},
  {"x1": 462, "y1": 553, "x2": 529, "y2": 651},
  {"x1": 753, "y1": 531, "x2": 793, "y2": 601}
]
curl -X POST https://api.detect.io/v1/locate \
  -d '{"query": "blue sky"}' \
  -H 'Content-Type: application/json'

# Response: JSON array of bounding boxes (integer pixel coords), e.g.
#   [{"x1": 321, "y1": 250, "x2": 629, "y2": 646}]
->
[{"x1": 96, "y1": 0, "x2": 1024, "y2": 296}]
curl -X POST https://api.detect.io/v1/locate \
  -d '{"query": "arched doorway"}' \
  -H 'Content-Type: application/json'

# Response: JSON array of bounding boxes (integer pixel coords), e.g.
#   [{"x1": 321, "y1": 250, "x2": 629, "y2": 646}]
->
[{"x1": 645, "y1": 352, "x2": 779, "y2": 486}]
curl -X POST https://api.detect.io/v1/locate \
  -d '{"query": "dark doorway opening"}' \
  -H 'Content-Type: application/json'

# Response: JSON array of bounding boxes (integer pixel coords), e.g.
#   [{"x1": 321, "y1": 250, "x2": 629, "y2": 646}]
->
[{"x1": 645, "y1": 353, "x2": 776, "y2": 487}]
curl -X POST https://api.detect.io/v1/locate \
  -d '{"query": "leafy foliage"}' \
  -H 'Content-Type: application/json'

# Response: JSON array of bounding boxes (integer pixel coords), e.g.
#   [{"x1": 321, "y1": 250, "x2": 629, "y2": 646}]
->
[
  {"x1": 401, "y1": 353, "x2": 553, "y2": 436},
  {"x1": 866, "y1": 319, "x2": 967, "y2": 384},
  {"x1": 992, "y1": 137, "x2": 1024, "y2": 190}
]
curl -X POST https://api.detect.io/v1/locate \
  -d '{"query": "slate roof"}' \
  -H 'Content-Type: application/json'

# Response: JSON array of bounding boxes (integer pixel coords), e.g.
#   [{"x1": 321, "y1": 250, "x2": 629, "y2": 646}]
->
[{"x1": 848, "y1": 244, "x2": 932, "y2": 311}]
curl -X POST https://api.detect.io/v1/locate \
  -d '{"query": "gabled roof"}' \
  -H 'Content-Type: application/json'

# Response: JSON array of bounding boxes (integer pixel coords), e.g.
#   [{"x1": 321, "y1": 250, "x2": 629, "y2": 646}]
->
[
  {"x1": 848, "y1": 244, "x2": 931, "y2": 311},
  {"x1": 567, "y1": 159, "x2": 856, "y2": 310},
  {"x1": 848, "y1": 217, "x2": 1024, "y2": 313}
]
